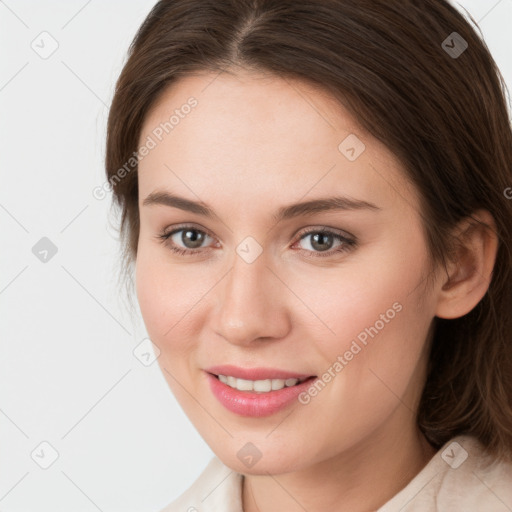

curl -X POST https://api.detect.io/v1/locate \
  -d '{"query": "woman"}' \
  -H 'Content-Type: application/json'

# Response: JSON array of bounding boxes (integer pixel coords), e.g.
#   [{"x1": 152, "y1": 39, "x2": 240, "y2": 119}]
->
[{"x1": 105, "y1": 0, "x2": 512, "y2": 510}]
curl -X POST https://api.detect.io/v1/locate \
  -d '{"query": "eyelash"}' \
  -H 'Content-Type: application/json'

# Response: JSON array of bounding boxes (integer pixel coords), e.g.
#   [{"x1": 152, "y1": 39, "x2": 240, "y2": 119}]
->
[{"x1": 156, "y1": 224, "x2": 357, "y2": 259}]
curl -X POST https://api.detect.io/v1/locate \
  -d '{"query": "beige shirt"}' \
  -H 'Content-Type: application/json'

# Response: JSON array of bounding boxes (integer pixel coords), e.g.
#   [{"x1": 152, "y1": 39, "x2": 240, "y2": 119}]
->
[{"x1": 160, "y1": 435, "x2": 512, "y2": 511}]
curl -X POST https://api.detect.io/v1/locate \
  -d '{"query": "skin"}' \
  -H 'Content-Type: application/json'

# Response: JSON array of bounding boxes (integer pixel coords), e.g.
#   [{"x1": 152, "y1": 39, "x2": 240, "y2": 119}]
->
[{"x1": 135, "y1": 69, "x2": 498, "y2": 512}]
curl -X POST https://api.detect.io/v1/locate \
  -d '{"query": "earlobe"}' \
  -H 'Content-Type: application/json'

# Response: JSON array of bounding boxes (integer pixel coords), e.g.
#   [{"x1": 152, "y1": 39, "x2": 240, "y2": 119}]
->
[{"x1": 435, "y1": 209, "x2": 499, "y2": 320}]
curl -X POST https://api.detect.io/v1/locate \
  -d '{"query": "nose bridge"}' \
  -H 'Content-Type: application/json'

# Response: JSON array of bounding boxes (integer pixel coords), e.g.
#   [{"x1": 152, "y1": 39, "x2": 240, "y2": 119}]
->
[{"x1": 212, "y1": 245, "x2": 290, "y2": 344}]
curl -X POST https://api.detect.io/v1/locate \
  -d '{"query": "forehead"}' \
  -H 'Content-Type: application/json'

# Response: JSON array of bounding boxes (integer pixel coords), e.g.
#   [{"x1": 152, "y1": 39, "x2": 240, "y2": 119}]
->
[{"x1": 137, "y1": 70, "x2": 417, "y2": 217}]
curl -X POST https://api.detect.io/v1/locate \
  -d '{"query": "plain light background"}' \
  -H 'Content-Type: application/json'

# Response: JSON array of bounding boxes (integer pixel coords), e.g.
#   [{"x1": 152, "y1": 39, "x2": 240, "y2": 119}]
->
[{"x1": 1, "y1": 1, "x2": 511, "y2": 510}]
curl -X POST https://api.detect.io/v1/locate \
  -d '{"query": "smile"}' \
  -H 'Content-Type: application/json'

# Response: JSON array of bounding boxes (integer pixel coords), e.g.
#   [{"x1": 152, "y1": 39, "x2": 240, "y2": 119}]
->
[
  {"x1": 216, "y1": 374, "x2": 310, "y2": 393},
  {"x1": 205, "y1": 371, "x2": 318, "y2": 417}
]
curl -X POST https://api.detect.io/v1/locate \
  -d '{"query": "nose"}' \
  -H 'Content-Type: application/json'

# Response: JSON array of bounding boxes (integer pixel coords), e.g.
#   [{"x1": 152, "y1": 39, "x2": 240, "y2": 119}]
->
[{"x1": 211, "y1": 249, "x2": 292, "y2": 346}]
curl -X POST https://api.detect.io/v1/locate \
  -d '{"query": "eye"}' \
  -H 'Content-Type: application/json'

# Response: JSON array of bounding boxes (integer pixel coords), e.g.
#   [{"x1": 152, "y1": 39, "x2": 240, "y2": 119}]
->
[
  {"x1": 292, "y1": 228, "x2": 356, "y2": 258},
  {"x1": 157, "y1": 225, "x2": 216, "y2": 256},
  {"x1": 156, "y1": 224, "x2": 356, "y2": 259}
]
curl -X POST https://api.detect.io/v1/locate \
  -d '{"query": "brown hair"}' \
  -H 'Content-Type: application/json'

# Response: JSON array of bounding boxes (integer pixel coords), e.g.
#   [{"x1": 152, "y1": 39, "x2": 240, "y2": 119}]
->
[{"x1": 105, "y1": 0, "x2": 512, "y2": 463}]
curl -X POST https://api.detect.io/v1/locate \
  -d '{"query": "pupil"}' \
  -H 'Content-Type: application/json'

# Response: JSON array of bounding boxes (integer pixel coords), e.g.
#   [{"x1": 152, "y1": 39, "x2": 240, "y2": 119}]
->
[{"x1": 311, "y1": 233, "x2": 332, "y2": 251}]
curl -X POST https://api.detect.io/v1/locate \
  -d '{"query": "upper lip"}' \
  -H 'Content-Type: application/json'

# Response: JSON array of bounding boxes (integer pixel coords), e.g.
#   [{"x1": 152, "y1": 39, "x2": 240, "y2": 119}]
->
[{"x1": 205, "y1": 364, "x2": 315, "y2": 381}]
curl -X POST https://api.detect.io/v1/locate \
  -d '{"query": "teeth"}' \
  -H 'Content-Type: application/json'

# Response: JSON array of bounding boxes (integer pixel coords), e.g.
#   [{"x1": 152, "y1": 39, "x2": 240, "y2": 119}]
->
[
  {"x1": 236, "y1": 378, "x2": 254, "y2": 391},
  {"x1": 217, "y1": 374, "x2": 307, "y2": 392},
  {"x1": 254, "y1": 379, "x2": 272, "y2": 392}
]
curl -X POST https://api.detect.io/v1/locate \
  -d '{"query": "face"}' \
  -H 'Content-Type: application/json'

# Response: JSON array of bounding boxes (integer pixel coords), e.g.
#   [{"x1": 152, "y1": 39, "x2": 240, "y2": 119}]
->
[{"x1": 135, "y1": 70, "x2": 440, "y2": 475}]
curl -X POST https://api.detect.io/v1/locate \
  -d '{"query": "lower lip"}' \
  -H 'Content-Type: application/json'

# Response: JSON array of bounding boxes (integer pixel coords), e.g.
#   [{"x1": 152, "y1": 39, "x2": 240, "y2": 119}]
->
[{"x1": 206, "y1": 372, "x2": 317, "y2": 417}]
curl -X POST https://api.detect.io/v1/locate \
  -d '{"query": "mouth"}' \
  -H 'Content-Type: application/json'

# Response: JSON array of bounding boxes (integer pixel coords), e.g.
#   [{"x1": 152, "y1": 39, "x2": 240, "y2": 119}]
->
[
  {"x1": 208, "y1": 372, "x2": 315, "y2": 393},
  {"x1": 205, "y1": 369, "x2": 318, "y2": 417}
]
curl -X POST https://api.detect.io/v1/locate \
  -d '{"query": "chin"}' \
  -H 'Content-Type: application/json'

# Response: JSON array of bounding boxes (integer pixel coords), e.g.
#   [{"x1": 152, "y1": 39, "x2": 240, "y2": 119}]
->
[{"x1": 210, "y1": 439, "x2": 310, "y2": 476}]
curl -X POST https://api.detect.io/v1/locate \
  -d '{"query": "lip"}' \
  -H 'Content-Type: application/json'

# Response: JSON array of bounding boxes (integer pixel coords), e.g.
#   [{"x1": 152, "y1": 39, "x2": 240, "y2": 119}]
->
[
  {"x1": 204, "y1": 364, "x2": 314, "y2": 381},
  {"x1": 204, "y1": 369, "x2": 317, "y2": 417}
]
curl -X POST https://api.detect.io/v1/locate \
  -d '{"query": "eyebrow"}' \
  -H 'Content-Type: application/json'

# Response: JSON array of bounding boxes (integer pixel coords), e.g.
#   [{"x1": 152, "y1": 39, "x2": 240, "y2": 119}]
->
[{"x1": 142, "y1": 190, "x2": 381, "y2": 223}]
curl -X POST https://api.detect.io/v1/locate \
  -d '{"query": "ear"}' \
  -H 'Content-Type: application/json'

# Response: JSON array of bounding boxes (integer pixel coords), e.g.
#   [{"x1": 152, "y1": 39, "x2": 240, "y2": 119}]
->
[{"x1": 435, "y1": 209, "x2": 499, "y2": 319}]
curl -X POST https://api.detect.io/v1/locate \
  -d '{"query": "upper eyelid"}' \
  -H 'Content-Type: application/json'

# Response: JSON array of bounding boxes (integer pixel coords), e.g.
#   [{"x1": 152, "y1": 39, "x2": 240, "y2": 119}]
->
[{"x1": 295, "y1": 225, "x2": 355, "y2": 240}]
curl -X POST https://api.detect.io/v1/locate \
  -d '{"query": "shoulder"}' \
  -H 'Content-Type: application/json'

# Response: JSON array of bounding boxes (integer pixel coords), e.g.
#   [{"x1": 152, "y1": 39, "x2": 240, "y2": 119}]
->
[
  {"x1": 435, "y1": 436, "x2": 512, "y2": 510},
  {"x1": 379, "y1": 435, "x2": 512, "y2": 512},
  {"x1": 159, "y1": 456, "x2": 244, "y2": 512}
]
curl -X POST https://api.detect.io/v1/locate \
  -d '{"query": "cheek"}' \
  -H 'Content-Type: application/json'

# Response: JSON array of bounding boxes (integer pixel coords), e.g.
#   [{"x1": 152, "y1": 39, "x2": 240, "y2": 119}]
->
[
  {"x1": 135, "y1": 249, "x2": 164, "y2": 340},
  {"x1": 135, "y1": 247, "x2": 186, "y2": 346},
  {"x1": 308, "y1": 242, "x2": 433, "y2": 409},
  {"x1": 135, "y1": 244, "x2": 212, "y2": 363},
  {"x1": 290, "y1": 243, "x2": 434, "y2": 421},
  {"x1": 288, "y1": 246, "x2": 429, "y2": 358}
]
